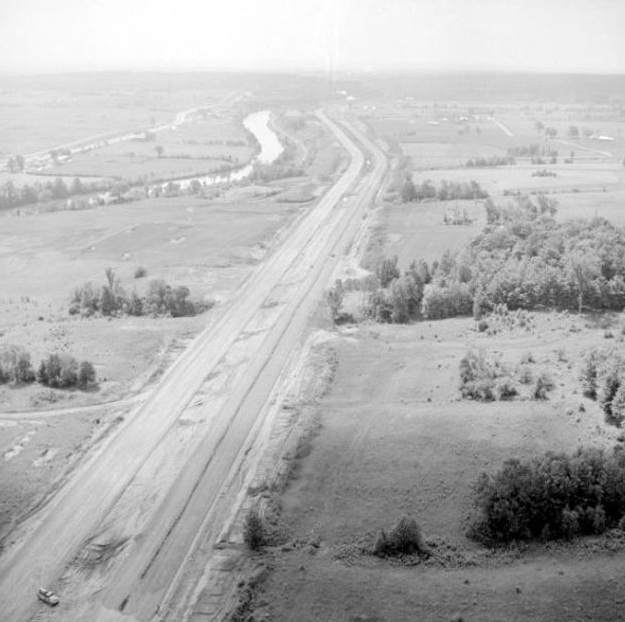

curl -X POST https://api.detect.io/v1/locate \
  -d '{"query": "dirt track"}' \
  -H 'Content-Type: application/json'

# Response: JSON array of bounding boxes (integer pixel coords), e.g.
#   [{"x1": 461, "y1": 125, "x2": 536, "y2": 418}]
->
[{"x1": 0, "y1": 111, "x2": 387, "y2": 621}]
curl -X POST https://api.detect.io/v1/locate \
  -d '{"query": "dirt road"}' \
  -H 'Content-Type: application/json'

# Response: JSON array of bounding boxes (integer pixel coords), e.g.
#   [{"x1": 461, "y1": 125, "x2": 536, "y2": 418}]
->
[{"x1": 0, "y1": 111, "x2": 386, "y2": 622}]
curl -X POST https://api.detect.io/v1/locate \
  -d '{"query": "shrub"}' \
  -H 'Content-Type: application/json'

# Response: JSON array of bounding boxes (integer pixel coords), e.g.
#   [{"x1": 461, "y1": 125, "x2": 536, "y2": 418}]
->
[
  {"x1": 0, "y1": 345, "x2": 35, "y2": 384},
  {"x1": 78, "y1": 361, "x2": 97, "y2": 388},
  {"x1": 517, "y1": 365, "x2": 533, "y2": 385},
  {"x1": 459, "y1": 350, "x2": 504, "y2": 401},
  {"x1": 374, "y1": 516, "x2": 427, "y2": 557},
  {"x1": 468, "y1": 447, "x2": 625, "y2": 544},
  {"x1": 243, "y1": 507, "x2": 266, "y2": 551},
  {"x1": 376, "y1": 256, "x2": 400, "y2": 288},
  {"x1": 580, "y1": 348, "x2": 608, "y2": 399},
  {"x1": 134, "y1": 266, "x2": 147, "y2": 279},
  {"x1": 533, "y1": 372, "x2": 555, "y2": 400},
  {"x1": 422, "y1": 282, "x2": 473, "y2": 320},
  {"x1": 497, "y1": 379, "x2": 518, "y2": 400}
]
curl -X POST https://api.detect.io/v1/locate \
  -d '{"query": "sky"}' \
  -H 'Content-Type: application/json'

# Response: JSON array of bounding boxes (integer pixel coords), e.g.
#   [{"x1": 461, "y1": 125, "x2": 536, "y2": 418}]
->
[{"x1": 0, "y1": 0, "x2": 624, "y2": 75}]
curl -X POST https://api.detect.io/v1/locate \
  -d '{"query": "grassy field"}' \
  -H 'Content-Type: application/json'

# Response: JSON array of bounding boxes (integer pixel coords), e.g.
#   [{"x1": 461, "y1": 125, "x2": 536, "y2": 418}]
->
[
  {"x1": 0, "y1": 73, "x2": 240, "y2": 156},
  {"x1": 258, "y1": 313, "x2": 625, "y2": 622},
  {"x1": 0, "y1": 192, "x2": 303, "y2": 410},
  {"x1": 42, "y1": 118, "x2": 255, "y2": 181}
]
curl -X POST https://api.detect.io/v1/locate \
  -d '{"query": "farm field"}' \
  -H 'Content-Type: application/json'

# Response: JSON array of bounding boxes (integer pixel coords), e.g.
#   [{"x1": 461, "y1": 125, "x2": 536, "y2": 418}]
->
[
  {"x1": 42, "y1": 118, "x2": 255, "y2": 182},
  {"x1": 0, "y1": 73, "x2": 243, "y2": 156},
  {"x1": 0, "y1": 193, "x2": 305, "y2": 407}
]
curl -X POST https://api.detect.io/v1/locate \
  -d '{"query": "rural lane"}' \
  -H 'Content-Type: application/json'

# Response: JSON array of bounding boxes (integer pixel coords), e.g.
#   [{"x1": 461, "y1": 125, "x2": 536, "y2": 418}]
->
[{"x1": 0, "y1": 110, "x2": 380, "y2": 622}]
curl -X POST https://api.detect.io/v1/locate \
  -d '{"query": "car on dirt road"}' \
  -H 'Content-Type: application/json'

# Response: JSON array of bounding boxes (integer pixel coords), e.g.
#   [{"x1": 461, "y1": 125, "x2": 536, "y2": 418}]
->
[{"x1": 37, "y1": 587, "x2": 59, "y2": 606}]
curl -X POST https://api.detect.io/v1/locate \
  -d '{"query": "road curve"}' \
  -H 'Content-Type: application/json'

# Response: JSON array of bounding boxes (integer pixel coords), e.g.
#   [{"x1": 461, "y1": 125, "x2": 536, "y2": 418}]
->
[{"x1": 0, "y1": 109, "x2": 369, "y2": 622}]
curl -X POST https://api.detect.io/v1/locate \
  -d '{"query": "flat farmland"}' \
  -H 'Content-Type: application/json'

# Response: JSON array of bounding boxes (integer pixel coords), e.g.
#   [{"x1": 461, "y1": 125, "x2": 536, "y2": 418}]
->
[
  {"x1": 0, "y1": 193, "x2": 303, "y2": 407},
  {"x1": 0, "y1": 73, "x2": 236, "y2": 156},
  {"x1": 400, "y1": 142, "x2": 506, "y2": 169},
  {"x1": 43, "y1": 118, "x2": 255, "y2": 181},
  {"x1": 408, "y1": 160, "x2": 625, "y2": 198},
  {"x1": 380, "y1": 200, "x2": 485, "y2": 268}
]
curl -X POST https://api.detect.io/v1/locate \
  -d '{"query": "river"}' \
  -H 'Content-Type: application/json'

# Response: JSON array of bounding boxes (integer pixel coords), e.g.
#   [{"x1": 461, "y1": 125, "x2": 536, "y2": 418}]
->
[{"x1": 160, "y1": 110, "x2": 283, "y2": 191}]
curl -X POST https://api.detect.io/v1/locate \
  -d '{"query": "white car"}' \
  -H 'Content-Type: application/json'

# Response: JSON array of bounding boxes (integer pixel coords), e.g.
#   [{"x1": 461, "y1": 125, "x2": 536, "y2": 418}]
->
[{"x1": 37, "y1": 587, "x2": 59, "y2": 606}]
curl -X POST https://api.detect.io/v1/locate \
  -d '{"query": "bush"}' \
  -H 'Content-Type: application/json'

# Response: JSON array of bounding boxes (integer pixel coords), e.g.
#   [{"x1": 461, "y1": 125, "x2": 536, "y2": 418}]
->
[
  {"x1": 374, "y1": 516, "x2": 427, "y2": 557},
  {"x1": 468, "y1": 447, "x2": 625, "y2": 544},
  {"x1": 497, "y1": 379, "x2": 518, "y2": 400},
  {"x1": 134, "y1": 266, "x2": 147, "y2": 279},
  {"x1": 533, "y1": 372, "x2": 555, "y2": 400},
  {"x1": 459, "y1": 350, "x2": 503, "y2": 401},
  {"x1": 243, "y1": 507, "x2": 266, "y2": 551},
  {"x1": 517, "y1": 365, "x2": 533, "y2": 384},
  {"x1": 580, "y1": 348, "x2": 608, "y2": 399},
  {"x1": 78, "y1": 361, "x2": 97, "y2": 388},
  {"x1": 38, "y1": 353, "x2": 95, "y2": 389},
  {"x1": 0, "y1": 345, "x2": 35, "y2": 384},
  {"x1": 422, "y1": 282, "x2": 473, "y2": 320}
]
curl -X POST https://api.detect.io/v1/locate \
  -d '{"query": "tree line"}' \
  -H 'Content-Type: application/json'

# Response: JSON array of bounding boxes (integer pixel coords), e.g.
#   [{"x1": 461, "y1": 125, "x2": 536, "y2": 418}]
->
[
  {"x1": 0, "y1": 344, "x2": 96, "y2": 389},
  {"x1": 69, "y1": 268, "x2": 211, "y2": 318},
  {"x1": 0, "y1": 177, "x2": 107, "y2": 211},
  {"x1": 400, "y1": 177, "x2": 489, "y2": 203}
]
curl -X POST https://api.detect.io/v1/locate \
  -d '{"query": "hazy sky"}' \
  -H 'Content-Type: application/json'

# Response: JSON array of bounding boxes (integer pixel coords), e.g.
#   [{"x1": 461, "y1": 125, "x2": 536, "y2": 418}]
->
[{"x1": 1, "y1": 0, "x2": 623, "y2": 74}]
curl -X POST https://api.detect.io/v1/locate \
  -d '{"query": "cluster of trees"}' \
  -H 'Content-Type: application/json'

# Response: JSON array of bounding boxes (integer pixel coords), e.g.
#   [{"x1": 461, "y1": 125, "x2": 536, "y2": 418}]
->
[
  {"x1": 581, "y1": 347, "x2": 625, "y2": 427},
  {"x1": 422, "y1": 194, "x2": 625, "y2": 319},
  {"x1": 531, "y1": 169, "x2": 557, "y2": 177},
  {"x1": 373, "y1": 516, "x2": 428, "y2": 558},
  {"x1": 468, "y1": 448, "x2": 625, "y2": 543},
  {"x1": 465, "y1": 156, "x2": 516, "y2": 168},
  {"x1": 70, "y1": 268, "x2": 210, "y2": 318},
  {"x1": 353, "y1": 193, "x2": 625, "y2": 327},
  {"x1": 507, "y1": 144, "x2": 558, "y2": 159},
  {"x1": 37, "y1": 354, "x2": 96, "y2": 389},
  {"x1": 5, "y1": 154, "x2": 25, "y2": 173},
  {"x1": 400, "y1": 177, "x2": 489, "y2": 203},
  {"x1": 0, "y1": 345, "x2": 96, "y2": 389},
  {"x1": 443, "y1": 205, "x2": 472, "y2": 226},
  {"x1": 250, "y1": 162, "x2": 304, "y2": 183},
  {"x1": 363, "y1": 257, "x2": 428, "y2": 323},
  {"x1": 0, "y1": 176, "x2": 106, "y2": 211},
  {"x1": 459, "y1": 349, "x2": 553, "y2": 402},
  {"x1": 531, "y1": 154, "x2": 558, "y2": 165}
]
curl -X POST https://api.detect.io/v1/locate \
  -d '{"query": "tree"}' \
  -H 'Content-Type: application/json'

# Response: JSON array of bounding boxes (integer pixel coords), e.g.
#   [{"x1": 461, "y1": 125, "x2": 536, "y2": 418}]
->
[
  {"x1": 59, "y1": 356, "x2": 78, "y2": 388},
  {"x1": 155, "y1": 145, "x2": 165, "y2": 158},
  {"x1": 568, "y1": 126, "x2": 580, "y2": 138},
  {"x1": 52, "y1": 177, "x2": 69, "y2": 199},
  {"x1": 400, "y1": 176, "x2": 416, "y2": 202},
  {"x1": 243, "y1": 507, "x2": 266, "y2": 550},
  {"x1": 37, "y1": 359, "x2": 48, "y2": 385},
  {"x1": 325, "y1": 280, "x2": 345, "y2": 323},
  {"x1": 78, "y1": 361, "x2": 96, "y2": 387},
  {"x1": 15, "y1": 154, "x2": 25, "y2": 171},
  {"x1": 21, "y1": 184, "x2": 38, "y2": 204},
  {"x1": 99, "y1": 285, "x2": 117, "y2": 316},
  {"x1": 43, "y1": 354, "x2": 62, "y2": 387},
  {"x1": 105, "y1": 266, "x2": 116, "y2": 291},
  {"x1": 376, "y1": 256, "x2": 400, "y2": 288},
  {"x1": 70, "y1": 177, "x2": 84, "y2": 195},
  {"x1": 545, "y1": 127, "x2": 558, "y2": 138},
  {"x1": 534, "y1": 120, "x2": 544, "y2": 134},
  {"x1": 568, "y1": 250, "x2": 599, "y2": 314}
]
